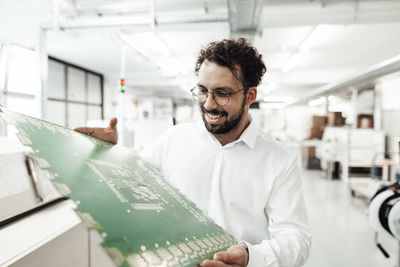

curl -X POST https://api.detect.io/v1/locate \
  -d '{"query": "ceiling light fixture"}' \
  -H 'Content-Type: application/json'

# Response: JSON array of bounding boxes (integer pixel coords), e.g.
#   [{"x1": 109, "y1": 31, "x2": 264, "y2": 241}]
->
[
  {"x1": 118, "y1": 32, "x2": 189, "y2": 76},
  {"x1": 263, "y1": 96, "x2": 295, "y2": 103},
  {"x1": 281, "y1": 24, "x2": 331, "y2": 73},
  {"x1": 169, "y1": 57, "x2": 189, "y2": 75},
  {"x1": 118, "y1": 33, "x2": 150, "y2": 58},
  {"x1": 281, "y1": 53, "x2": 301, "y2": 73},
  {"x1": 120, "y1": 32, "x2": 171, "y2": 57},
  {"x1": 260, "y1": 102, "x2": 287, "y2": 109},
  {"x1": 141, "y1": 32, "x2": 171, "y2": 57},
  {"x1": 308, "y1": 96, "x2": 326, "y2": 107},
  {"x1": 262, "y1": 82, "x2": 276, "y2": 95},
  {"x1": 299, "y1": 24, "x2": 331, "y2": 53}
]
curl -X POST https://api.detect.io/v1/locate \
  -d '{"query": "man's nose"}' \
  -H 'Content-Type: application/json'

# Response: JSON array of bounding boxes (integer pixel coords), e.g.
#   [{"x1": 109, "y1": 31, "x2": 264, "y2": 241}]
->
[{"x1": 203, "y1": 93, "x2": 218, "y2": 109}]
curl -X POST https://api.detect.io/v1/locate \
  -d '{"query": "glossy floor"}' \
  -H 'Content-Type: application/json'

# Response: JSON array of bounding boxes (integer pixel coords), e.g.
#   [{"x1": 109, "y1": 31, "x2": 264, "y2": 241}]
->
[{"x1": 302, "y1": 169, "x2": 397, "y2": 267}]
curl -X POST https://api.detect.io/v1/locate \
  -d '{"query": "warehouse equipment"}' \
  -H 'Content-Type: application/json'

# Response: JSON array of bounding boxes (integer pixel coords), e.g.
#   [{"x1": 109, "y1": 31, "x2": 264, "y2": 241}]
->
[
  {"x1": 369, "y1": 182, "x2": 400, "y2": 266},
  {"x1": 0, "y1": 106, "x2": 236, "y2": 267},
  {"x1": 319, "y1": 126, "x2": 385, "y2": 181},
  {"x1": 0, "y1": 138, "x2": 58, "y2": 224}
]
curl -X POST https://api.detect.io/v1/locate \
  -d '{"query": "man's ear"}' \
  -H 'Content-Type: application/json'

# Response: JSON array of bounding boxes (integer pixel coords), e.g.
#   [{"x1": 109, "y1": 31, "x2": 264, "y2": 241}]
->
[{"x1": 246, "y1": 87, "x2": 257, "y2": 105}]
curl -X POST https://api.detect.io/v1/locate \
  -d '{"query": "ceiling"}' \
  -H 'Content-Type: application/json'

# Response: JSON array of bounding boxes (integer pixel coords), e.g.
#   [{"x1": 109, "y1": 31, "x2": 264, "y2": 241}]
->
[{"x1": 1, "y1": 0, "x2": 400, "y2": 104}]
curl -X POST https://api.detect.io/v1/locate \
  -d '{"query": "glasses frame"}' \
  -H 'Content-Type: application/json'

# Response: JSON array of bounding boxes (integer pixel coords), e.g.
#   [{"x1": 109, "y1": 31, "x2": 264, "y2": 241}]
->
[{"x1": 190, "y1": 86, "x2": 247, "y2": 106}]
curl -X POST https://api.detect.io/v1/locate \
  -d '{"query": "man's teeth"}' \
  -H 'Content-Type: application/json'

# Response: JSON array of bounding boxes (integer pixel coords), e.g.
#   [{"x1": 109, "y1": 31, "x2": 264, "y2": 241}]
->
[{"x1": 207, "y1": 112, "x2": 222, "y2": 119}]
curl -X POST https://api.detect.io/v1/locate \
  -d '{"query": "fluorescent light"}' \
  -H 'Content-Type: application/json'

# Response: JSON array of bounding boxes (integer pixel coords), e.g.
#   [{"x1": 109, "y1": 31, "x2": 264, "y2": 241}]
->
[
  {"x1": 169, "y1": 57, "x2": 189, "y2": 75},
  {"x1": 118, "y1": 33, "x2": 150, "y2": 58},
  {"x1": 263, "y1": 96, "x2": 294, "y2": 103},
  {"x1": 280, "y1": 45, "x2": 288, "y2": 51},
  {"x1": 178, "y1": 78, "x2": 195, "y2": 92},
  {"x1": 281, "y1": 53, "x2": 301, "y2": 73},
  {"x1": 308, "y1": 97, "x2": 326, "y2": 107},
  {"x1": 119, "y1": 32, "x2": 190, "y2": 77},
  {"x1": 142, "y1": 32, "x2": 171, "y2": 57},
  {"x1": 262, "y1": 82, "x2": 276, "y2": 95},
  {"x1": 299, "y1": 24, "x2": 331, "y2": 53},
  {"x1": 119, "y1": 32, "x2": 171, "y2": 57},
  {"x1": 118, "y1": 32, "x2": 191, "y2": 77},
  {"x1": 119, "y1": 33, "x2": 183, "y2": 77},
  {"x1": 260, "y1": 102, "x2": 286, "y2": 109},
  {"x1": 151, "y1": 57, "x2": 178, "y2": 77},
  {"x1": 281, "y1": 24, "x2": 332, "y2": 73}
]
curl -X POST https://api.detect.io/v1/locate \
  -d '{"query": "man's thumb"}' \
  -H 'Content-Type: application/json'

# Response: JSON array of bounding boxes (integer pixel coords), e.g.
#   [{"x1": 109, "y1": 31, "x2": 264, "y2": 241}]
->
[{"x1": 109, "y1": 117, "x2": 118, "y2": 128}]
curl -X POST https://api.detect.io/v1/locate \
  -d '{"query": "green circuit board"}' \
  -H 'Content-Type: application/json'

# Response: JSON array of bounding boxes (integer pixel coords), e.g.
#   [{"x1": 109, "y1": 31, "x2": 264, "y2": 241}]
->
[{"x1": 0, "y1": 107, "x2": 236, "y2": 267}]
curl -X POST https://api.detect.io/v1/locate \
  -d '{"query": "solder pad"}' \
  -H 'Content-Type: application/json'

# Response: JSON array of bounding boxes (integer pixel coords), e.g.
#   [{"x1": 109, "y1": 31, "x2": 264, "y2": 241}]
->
[{"x1": 0, "y1": 107, "x2": 236, "y2": 267}]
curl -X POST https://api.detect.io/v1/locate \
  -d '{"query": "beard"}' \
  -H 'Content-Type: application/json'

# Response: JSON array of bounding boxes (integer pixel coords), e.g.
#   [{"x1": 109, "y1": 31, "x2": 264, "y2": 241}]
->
[{"x1": 200, "y1": 97, "x2": 246, "y2": 134}]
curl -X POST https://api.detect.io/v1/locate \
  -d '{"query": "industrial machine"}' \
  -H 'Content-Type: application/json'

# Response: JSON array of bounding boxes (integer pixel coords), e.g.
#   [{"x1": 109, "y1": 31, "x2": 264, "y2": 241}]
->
[
  {"x1": 0, "y1": 136, "x2": 115, "y2": 267},
  {"x1": 369, "y1": 182, "x2": 400, "y2": 264}
]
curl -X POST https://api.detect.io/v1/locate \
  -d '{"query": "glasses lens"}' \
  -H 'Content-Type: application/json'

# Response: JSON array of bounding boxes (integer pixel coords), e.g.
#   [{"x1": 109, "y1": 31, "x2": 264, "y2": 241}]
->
[
  {"x1": 192, "y1": 87, "x2": 230, "y2": 106},
  {"x1": 194, "y1": 87, "x2": 206, "y2": 102},
  {"x1": 214, "y1": 96, "x2": 229, "y2": 106},
  {"x1": 191, "y1": 88, "x2": 198, "y2": 101}
]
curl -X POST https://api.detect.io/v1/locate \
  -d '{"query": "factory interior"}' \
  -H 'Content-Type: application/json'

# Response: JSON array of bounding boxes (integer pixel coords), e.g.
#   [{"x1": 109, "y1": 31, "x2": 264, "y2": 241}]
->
[{"x1": 1, "y1": 0, "x2": 400, "y2": 267}]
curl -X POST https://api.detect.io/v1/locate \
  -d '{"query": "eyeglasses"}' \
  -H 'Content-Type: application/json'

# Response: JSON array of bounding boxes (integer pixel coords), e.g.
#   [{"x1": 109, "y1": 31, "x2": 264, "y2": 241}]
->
[{"x1": 190, "y1": 86, "x2": 246, "y2": 106}]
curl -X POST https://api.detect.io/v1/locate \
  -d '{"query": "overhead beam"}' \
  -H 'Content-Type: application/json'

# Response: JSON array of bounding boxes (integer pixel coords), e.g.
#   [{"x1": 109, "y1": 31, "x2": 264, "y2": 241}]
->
[
  {"x1": 286, "y1": 54, "x2": 400, "y2": 106},
  {"x1": 262, "y1": 0, "x2": 400, "y2": 27}
]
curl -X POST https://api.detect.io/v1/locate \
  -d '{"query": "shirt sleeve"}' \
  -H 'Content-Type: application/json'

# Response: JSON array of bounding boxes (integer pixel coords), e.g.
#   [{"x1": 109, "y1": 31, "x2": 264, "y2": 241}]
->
[
  {"x1": 137, "y1": 127, "x2": 172, "y2": 171},
  {"x1": 244, "y1": 156, "x2": 311, "y2": 267}
]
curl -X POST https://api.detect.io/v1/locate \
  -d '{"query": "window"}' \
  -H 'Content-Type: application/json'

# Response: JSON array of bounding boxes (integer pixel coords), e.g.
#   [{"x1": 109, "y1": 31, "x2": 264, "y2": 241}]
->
[
  {"x1": 0, "y1": 44, "x2": 40, "y2": 117},
  {"x1": 47, "y1": 57, "x2": 104, "y2": 128},
  {"x1": 0, "y1": 45, "x2": 104, "y2": 128}
]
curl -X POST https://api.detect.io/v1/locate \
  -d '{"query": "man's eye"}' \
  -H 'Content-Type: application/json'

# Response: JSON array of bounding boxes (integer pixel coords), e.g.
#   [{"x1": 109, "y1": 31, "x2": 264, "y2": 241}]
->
[
  {"x1": 199, "y1": 88, "x2": 208, "y2": 94},
  {"x1": 215, "y1": 91, "x2": 229, "y2": 97}
]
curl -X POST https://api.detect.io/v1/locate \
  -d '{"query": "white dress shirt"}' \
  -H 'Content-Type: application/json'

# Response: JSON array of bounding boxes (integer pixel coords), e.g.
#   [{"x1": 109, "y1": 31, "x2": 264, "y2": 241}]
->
[{"x1": 143, "y1": 120, "x2": 311, "y2": 267}]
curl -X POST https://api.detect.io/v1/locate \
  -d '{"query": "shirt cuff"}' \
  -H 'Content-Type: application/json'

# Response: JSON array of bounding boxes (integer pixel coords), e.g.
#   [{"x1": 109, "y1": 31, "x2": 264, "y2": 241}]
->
[{"x1": 241, "y1": 241, "x2": 278, "y2": 267}]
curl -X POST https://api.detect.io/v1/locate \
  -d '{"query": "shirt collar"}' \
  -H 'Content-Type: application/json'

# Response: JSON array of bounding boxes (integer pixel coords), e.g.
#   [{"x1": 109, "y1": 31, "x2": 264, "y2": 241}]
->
[
  {"x1": 196, "y1": 117, "x2": 258, "y2": 150},
  {"x1": 236, "y1": 118, "x2": 258, "y2": 150}
]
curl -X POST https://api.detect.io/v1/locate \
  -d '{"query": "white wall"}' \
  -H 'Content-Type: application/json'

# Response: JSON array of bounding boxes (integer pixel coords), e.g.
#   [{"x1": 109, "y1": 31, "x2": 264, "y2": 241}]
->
[{"x1": 378, "y1": 74, "x2": 400, "y2": 151}]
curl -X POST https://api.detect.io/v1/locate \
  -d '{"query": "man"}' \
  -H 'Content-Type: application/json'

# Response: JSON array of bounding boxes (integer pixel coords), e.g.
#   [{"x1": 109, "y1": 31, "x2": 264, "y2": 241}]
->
[{"x1": 76, "y1": 38, "x2": 311, "y2": 267}]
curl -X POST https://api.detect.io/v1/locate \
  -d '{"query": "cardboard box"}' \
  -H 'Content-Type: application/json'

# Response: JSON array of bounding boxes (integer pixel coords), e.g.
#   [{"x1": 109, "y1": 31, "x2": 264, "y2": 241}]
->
[
  {"x1": 327, "y1": 112, "x2": 345, "y2": 126},
  {"x1": 308, "y1": 146, "x2": 316, "y2": 157},
  {"x1": 308, "y1": 115, "x2": 327, "y2": 139},
  {"x1": 357, "y1": 114, "x2": 373, "y2": 128}
]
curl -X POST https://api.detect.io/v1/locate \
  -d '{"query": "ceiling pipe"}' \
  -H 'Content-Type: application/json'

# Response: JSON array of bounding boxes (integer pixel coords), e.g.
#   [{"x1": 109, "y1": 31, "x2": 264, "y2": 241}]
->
[
  {"x1": 150, "y1": 0, "x2": 157, "y2": 28},
  {"x1": 41, "y1": 14, "x2": 228, "y2": 31},
  {"x1": 285, "y1": 53, "x2": 400, "y2": 107}
]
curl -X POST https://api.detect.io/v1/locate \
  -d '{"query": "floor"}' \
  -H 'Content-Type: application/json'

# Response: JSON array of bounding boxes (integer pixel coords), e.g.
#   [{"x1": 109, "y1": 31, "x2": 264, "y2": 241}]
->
[{"x1": 302, "y1": 169, "x2": 398, "y2": 267}]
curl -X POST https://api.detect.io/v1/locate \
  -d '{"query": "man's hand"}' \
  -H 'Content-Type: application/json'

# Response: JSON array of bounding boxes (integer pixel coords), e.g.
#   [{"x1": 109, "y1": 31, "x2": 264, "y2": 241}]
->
[
  {"x1": 74, "y1": 117, "x2": 118, "y2": 144},
  {"x1": 199, "y1": 245, "x2": 248, "y2": 267}
]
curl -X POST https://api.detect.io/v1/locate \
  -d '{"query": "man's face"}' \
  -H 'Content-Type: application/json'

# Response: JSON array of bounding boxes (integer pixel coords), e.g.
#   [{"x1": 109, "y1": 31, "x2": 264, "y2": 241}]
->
[{"x1": 197, "y1": 61, "x2": 247, "y2": 134}]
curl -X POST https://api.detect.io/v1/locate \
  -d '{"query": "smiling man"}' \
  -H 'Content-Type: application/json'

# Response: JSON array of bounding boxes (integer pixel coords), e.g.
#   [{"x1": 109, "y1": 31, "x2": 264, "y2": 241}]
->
[
  {"x1": 76, "y1": 38, "x2": 311, "y2": 267},
  {"x1": 194, "y1": 60, "x2": 251, "y2": 145}
]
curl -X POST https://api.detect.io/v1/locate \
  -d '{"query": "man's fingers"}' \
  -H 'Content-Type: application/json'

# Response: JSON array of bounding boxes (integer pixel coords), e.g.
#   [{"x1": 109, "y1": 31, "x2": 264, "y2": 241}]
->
[
  {"x1": 109, "y1": 117, "x2": 118, "y2": 128},
  {"x1": 200, "y1": 259, "x2": 229, "y2": 267},
  {"x1": 213, "y1": 251, "x2": 240, "y2": 264},
  {"x1": 213, "y1": 246, "x2": 247, "y2": 265},
  {"x1": 74, "y1": 127, "x2": 94, "y2": 134}
]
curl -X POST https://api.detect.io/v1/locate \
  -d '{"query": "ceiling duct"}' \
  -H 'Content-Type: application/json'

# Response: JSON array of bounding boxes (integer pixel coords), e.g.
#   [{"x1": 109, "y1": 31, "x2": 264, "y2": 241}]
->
[{"x1": 227, "y1": 0, "x2": 263, "y2": 42}]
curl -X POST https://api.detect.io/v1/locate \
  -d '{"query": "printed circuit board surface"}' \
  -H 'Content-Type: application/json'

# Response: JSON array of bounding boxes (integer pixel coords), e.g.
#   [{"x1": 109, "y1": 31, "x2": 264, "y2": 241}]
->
[{"x1": 0, "y1": 107, "x2": 236, "y2": 267}]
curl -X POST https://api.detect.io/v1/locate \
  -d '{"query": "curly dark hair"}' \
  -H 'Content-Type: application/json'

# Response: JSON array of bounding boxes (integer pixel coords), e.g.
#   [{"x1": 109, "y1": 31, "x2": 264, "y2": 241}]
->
[{"x1": 195, "y1": 38, "x2": 266, "y2": 94}]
